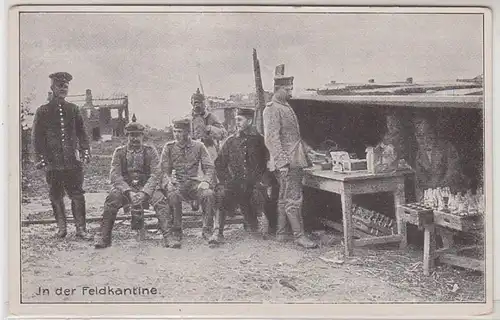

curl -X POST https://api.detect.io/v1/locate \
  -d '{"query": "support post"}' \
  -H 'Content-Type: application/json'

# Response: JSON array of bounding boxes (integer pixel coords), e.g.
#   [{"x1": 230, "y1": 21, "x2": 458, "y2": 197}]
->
[{"x1": 253, "y1": 49, "x2": 266, "y2": 135}]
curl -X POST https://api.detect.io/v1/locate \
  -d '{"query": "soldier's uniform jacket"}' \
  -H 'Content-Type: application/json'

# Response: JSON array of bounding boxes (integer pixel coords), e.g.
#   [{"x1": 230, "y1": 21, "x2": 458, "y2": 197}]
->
[
  {"x1": 160, "y1": 138, "x2": 215, "y2": 187},
  {"x1": 32, "y1": 99, "x2": 90, "y2": 170},
  {"x1": 263, "y1": 92, "x2": 311, "y2": 172},
  {"x1": 109, "y1": 144, "x2": 161, "y2": 197},
  {"x1": 415, "y1": 140, "x2": 466, "y2": 193},
  {"x1": 215, "y1": 126, "x2": 269, "y2": 186},
  {"x1": 191, "y1": 111, "x2": 227, "y2": 147}
]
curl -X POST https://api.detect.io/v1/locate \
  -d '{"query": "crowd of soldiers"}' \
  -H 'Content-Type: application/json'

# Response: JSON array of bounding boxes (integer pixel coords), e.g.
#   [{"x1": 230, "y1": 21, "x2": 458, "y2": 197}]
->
[{"x1": 32, "y1": 72, "x2": 319, "y2": 250}]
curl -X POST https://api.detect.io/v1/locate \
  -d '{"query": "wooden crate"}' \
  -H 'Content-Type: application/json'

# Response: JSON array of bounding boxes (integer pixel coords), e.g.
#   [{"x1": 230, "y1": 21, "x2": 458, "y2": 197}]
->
[
  {"x1": 433, "y1": 210, "x2": 483, "y2": 232},
  {"x1": 398, "y1": 203, "x2": 434, "y2": 228}
]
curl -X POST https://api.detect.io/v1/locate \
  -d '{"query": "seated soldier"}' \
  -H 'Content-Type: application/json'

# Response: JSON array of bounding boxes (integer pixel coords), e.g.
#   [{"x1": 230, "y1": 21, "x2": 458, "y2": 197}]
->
[
  {"x1": 212, "y1": 108, "x2": 277, "y2": 244},
  {"x1": 160, "y1": 118, "x2": 216, "y2": 248},
  {"x1": 94, "y1": 115, "x2": 170, "y2": 249}
]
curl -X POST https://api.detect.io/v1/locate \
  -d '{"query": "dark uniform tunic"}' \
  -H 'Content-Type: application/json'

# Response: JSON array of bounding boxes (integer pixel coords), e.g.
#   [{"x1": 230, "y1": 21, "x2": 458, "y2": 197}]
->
[
  {"x1": 32, "y1": 99, "x2": 90, "y2": 201},
  {"x1": 415, "y1": 140, "x2": 468, "y2": 201},
  {"x1": 214, "y1": 126, "x2": 272, "y2": 231}
]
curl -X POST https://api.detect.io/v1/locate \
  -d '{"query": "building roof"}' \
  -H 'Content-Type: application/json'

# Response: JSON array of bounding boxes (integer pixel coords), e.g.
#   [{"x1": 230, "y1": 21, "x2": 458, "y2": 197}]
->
[{"x1": 292, "y1": 76, "x2": 484, "y2": 109}]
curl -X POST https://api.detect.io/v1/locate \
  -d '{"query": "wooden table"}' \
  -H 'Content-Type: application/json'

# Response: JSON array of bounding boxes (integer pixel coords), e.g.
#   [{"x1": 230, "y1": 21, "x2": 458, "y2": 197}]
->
[
  {"x1": 399, "y1": 203, "x2": 484, "y2": 275},
  {"x1": 302, "y1": 168, "x2": 411, "y2": 256},
  {"x1": 428, "y1": 210, "x2": 484, "y2": 274},
  {"x1": 398, "y1": 203, "x2": 436, "y2": 275}
]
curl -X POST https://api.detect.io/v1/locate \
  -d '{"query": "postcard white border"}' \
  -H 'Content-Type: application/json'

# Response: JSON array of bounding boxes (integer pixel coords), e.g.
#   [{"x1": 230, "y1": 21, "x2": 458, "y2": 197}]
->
[{"x1": 7, "y1": 3, "x2": 494, "y2": 319}]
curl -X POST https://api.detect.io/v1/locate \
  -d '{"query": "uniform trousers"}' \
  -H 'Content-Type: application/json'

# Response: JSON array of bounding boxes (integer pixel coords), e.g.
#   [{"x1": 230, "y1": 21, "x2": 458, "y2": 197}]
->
[
  {"x1": 166, "y1": 180, "x2": 215, "y2": 235},
  {"x1": 99, "y1": 187, "x2": 169, "y2": 242},
  {"x1": 275, "y1": 168, "x2": 305, "y2": 237},
  {"x1": 45, "y1": 167, "x2": 87, "y2": 231}
]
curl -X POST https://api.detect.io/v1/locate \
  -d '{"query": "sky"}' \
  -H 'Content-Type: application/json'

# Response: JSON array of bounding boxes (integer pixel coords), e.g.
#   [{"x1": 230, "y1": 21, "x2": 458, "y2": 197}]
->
[{"x1": 20, "y1": 12, "x2": 483, "y2": 128}]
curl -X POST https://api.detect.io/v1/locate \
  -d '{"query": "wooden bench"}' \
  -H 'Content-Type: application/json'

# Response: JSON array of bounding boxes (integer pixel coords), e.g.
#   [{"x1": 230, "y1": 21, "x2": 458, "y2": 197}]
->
[{"x1": 399, "y1": 203, "x2": 484, "y2": 275}]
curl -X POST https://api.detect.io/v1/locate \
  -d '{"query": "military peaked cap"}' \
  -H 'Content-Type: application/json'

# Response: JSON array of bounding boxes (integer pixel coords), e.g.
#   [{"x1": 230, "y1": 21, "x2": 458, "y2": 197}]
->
[
  {"x1": 236, "y1": 108, "x2": 255, "y2": 118},
  {"x1": 124, "y1": 114, "x2": 145, "y2": 134},
  {"x1": 49, "y1": 72, "x2": 73, "y2": 83},
  {"x1": 173, "y1": 118, "x2": 192, "y2": 130}
]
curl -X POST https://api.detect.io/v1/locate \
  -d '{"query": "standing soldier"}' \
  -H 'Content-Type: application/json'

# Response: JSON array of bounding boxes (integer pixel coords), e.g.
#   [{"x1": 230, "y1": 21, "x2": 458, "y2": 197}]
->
[
  {"x1": 263, "y1": 87, "x2": 318, "y2": 249},
  {"x1": 190, "y1": 88, "x2": 227, "y2": 211},
  {"x1": 212, "y1": 108, "x2": 276, "y2": 244},
  {"x1": 160, "y1": 118, "x2": 216, "y2": 248},
  {"x1": 190, "y1": 88, "x2": 227, "y2": 160},
  {"x1": 94, "y1": 115, "x2": 171, "y2": 249},
  {"x1": 32, "y1": 72, "x2": 92, "y2": 240}
]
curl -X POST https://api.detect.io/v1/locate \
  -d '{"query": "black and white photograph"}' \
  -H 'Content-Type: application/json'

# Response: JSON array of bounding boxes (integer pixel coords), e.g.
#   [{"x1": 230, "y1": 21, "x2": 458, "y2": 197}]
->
[{"x1": 8, "y1": 4, "x2": 493, "y2": 318}]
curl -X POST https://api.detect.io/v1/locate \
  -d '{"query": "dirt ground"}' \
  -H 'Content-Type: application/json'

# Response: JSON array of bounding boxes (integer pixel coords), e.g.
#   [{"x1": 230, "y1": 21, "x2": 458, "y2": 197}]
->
[
  {"x1": 20, "y1": 140, "x2": 485, "y2": 303},
  {"x1": 20, "y1": 192, "x2": 485, "y2": 304}
]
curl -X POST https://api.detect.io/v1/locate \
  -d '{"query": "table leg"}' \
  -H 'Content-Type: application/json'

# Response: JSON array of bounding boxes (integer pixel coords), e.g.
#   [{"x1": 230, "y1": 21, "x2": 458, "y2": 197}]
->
[
  {"x1": 437, "y1": 227, "x2": 455, "y2": 249},
  {"x1": 423, "y1": 224, "x2": 436, "y2": 276},
  {"x1": 394, "y1": 184, "x2": 407, "y2": 249},
  {"x1": 340, "y1": 191, "x2": 354, "y2": 256}
]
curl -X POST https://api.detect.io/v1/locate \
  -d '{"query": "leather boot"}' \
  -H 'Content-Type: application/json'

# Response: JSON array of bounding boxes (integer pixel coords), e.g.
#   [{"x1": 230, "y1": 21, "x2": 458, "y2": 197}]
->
[
  {"x1": 51, "y1": 199, "x2": 67, "y2": 238},
  {"x1": 263, "y1": 199, "x2": 278, "y2": 237},
  {"x1": 209, "y1": 208, "x2": 226, "y2": 245},
  {"x1": 130, "y1": 205, "x2": 144, "y2": 231},
  {"x1": 155, "y1": 203, "x2": 171, "y2": 248},
  {"x1": 170, "y1": 228, "x2": 182, "y2": 249},
  {"x1": 169, "y1": 200, "x2": 183, "y2": 248},
  {"x1": 130, "y1": 204, "x2": 146, "y2": 241},
  {"x1": 286, "y1": 205, "x2": 317, "y2": 249},
  {"x1": 94, "y1": 207, "x2": 118, "y2": 249},
  {"x1": 200, "y1": 191, "x2": 215, "y2": 240},
  {"x1": 276, "y1": 201, "x2": 293, "y2": 242},
  {"x1": 72, "y1": 196, "x2": 93, "y2": 241}
]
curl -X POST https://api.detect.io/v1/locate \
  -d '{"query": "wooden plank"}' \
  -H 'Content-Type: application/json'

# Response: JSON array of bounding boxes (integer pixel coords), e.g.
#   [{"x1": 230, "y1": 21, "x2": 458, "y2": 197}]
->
[
  {"x1": 435, "y1": 245, "x2": 482, "y2": 256},
  {"x1": 318, "y1": 218, "x2": 369, "y2": 239},
  {"x1": 145, "y1": 217, "x2": 245, "y2": 230},
  {"x1": 423, "y1": 225, "x2": 436, "y2": 276},
  {"x1": 252, "y1": 48, "x2": 266, "y2": 135},
  {"x1": 291, "y1": 94, "x2": 483, "y2": 109},
  {"x1": 304, "y1": 168, "x2": 410, "y2": 182},
  {"x1": 22, "y1": 214, "x2": 242, "y2": 227},
  {"x1": 352, "y1": 220, "x2": 382, "y2": 236},
  {"x1": 437, "y1": 253, "x2": 484, "y2": 272},
  {"x1": 398, "y1": 203, "x2": 434, "y2": 228},
  {"x1": 433, "y1": 210, "x2": 483, "y2": 232},
  {"x1": 353, "y1": 234, "x2": 403, "y2": 247},
  {"x1": 22, "y1": 213, "x2": 156, "y2": 226},
  {"x1": 352, "y1": 215, "x2": 395, "y2": 236},
  {"x1": 340, "y1": 192, "x2": 354, "y2": 256}
]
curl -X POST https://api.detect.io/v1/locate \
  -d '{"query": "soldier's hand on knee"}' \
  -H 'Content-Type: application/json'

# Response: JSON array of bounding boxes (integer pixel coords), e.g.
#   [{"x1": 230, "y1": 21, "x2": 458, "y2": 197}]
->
[
  {"x1": 129, "y1": 191, "x2": 140, "y2": 205},
  {"x1": 136, "y1": 191, "x2": 148, "y2": 203}
]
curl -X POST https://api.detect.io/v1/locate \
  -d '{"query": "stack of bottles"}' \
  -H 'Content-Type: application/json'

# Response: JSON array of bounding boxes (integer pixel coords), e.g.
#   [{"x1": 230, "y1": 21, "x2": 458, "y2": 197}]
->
[
  {"x1": 422, "y1": 187, "x2": 484, "y2": 217},
  {"x1": 352, "y1": 205, "x2": 397, "y2": 236}
]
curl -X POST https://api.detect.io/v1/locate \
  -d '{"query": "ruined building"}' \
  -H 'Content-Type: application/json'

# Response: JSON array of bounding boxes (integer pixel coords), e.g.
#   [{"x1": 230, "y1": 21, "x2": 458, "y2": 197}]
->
[{"x1": 60, "y1": 89, "x2": 130, "y2": 141}]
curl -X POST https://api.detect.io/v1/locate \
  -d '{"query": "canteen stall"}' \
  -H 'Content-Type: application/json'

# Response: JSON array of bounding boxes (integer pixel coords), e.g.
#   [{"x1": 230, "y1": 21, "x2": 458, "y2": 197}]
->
[{"x1": 287, "y1": 78, "x2": 484, "y2": 251}]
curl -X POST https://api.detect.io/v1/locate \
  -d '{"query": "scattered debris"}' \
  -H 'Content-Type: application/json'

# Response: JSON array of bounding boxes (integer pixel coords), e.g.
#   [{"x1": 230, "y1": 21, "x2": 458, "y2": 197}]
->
[
  {"x1": 278, "y1": 279, "x2": 297, "y2": 292},
  {"x1": 319, "y1": 256, "x2": 344, "y2": 265},
  {"x1": 319, "y1": 250, "x2": 345, "y2": 265}
]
